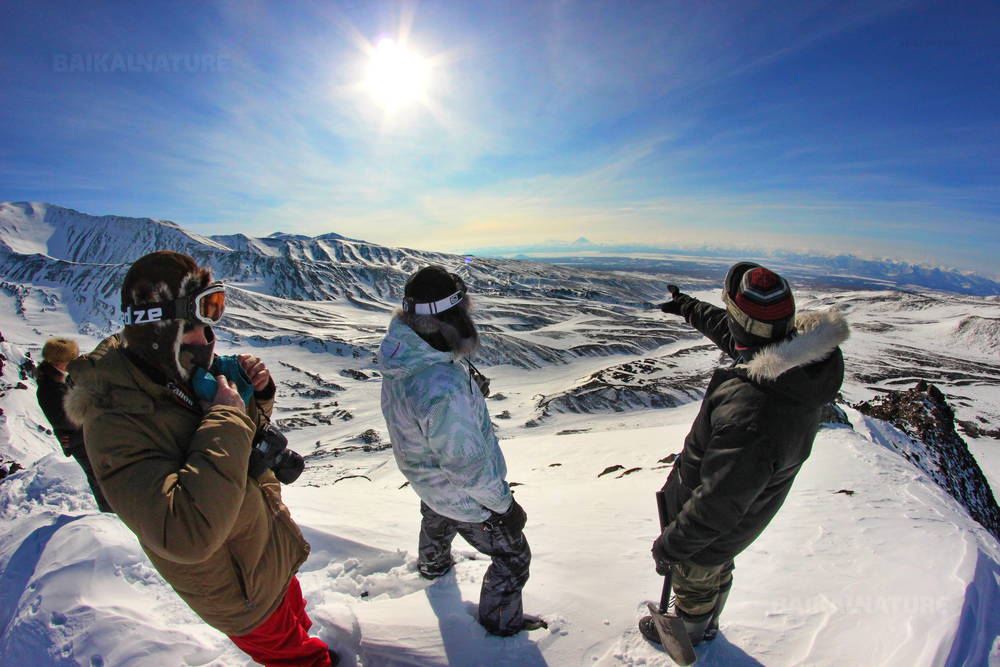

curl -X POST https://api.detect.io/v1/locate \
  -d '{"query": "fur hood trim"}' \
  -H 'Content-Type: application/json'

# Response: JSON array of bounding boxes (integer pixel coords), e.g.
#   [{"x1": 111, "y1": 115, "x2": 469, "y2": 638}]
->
[
  {"x1": 394, "y1": 297, "x2": 479, "y2": 358},
  {"x1": 739, "y1": 309, "x2": 849, "y2": 383},
  {"x1": 64, "y1": 379, "x2": 103, "y2": 427}
]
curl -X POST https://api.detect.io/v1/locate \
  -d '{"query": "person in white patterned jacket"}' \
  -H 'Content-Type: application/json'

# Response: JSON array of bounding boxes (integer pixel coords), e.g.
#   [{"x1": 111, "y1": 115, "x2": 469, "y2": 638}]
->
[{"x1": 378, "y1": 265, "x2": 545, "y2": 637}]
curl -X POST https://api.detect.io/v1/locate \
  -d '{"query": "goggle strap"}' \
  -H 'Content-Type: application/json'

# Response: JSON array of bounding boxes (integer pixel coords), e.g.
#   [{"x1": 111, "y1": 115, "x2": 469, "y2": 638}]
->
[
  {"x1": 121, "y1": 284, "x2": 225, "y2": 326},
  {"x1": 122, "y1": 301, "x2": 177, "y2": 325},
  {"x1": 408, "y1": 290, "x2": 464, "y2": 315}
]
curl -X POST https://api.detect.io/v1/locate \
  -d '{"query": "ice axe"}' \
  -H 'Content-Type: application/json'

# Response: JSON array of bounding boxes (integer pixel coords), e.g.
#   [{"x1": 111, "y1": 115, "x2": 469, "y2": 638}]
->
[{"x1": 647, "y1": 489, "x2": 697, "y2": 665}]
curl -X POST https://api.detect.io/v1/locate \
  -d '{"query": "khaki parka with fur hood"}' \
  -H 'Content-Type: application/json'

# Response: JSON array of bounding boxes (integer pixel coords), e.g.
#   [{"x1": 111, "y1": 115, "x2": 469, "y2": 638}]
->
[{"x1": 66, "y1": 335, "x2": 310, "y2": 636}]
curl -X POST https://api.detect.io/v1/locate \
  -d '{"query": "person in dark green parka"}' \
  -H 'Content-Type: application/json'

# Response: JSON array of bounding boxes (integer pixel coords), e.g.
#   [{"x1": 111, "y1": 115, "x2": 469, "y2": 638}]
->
[{"x1": 640, "y1": 262, "x2": 849, "y2": 652}]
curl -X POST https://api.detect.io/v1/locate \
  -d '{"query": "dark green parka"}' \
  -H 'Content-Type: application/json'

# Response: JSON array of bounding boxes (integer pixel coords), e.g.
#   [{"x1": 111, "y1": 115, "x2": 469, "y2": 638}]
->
[{"x1": 660, "y1": 297, "x2": 849, "y2": 566}]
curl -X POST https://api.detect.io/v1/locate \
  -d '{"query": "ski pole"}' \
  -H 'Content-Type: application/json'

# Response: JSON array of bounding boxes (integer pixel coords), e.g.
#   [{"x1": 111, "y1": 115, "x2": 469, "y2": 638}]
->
[{"x1": 655, "y1": 489, "x2": 672, "y2": 614}]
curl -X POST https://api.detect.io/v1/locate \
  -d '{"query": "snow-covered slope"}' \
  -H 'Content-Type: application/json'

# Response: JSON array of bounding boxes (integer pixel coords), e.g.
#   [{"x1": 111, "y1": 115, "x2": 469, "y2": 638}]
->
[
  {"x1": 2, "y1": 360, "x2": 998, "y2": 665},
  {"x1": 1, "y1": 203, "x2": 999, "y2": 665}
]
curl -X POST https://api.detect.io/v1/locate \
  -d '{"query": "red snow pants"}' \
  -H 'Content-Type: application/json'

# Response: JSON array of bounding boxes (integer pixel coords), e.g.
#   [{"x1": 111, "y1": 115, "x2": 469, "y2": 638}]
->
[{"x1": 229, "y1": 577, "x2": 332, "y2": 666}]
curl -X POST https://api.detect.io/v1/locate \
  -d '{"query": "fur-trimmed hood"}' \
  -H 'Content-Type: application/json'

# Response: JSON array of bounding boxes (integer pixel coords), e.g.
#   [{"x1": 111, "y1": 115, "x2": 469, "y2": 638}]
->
[
  {"x1": 736, "y1": 309, "x2": 849, "y2": 405},
  {"x1": 64, "y1": 333, "x2": 132, "y2": 427},
  {"x1": 393, "y1": 298, "x2": 479, "y2": 359}
]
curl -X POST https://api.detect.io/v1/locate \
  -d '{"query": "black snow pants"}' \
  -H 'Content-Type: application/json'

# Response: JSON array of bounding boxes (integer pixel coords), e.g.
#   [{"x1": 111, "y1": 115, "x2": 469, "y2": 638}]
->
[
  {"x1": 418, "y1": 501, "x2": 531, "y2": 636},
  {"x1": 70, "y1": 446, "x2": 113, "y2": 513}
]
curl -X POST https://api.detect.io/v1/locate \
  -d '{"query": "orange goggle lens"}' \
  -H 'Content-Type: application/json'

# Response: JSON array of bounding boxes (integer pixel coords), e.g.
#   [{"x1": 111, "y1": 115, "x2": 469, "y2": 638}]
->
[{"x1": 195, "y1": 287, "x2": 226, "y2": 324}]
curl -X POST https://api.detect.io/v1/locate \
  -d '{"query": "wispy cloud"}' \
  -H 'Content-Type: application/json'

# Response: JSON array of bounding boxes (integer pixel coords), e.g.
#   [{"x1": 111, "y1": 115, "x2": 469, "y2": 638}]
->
[{"x1": 3, "y1": 0, "x2": 998, "y2": 276}]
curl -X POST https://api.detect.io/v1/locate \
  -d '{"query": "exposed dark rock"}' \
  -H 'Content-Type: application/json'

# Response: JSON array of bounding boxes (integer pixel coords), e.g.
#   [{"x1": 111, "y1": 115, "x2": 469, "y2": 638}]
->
[
  {"x1": 495, "y1": 410, "x2": 511, "y2": 420},
  {"x1": 834, "y1": 489, "x2": 855, "y2": 496},
  {"x1": 529, "y1": 345, "x2": 715, "y2": 424},
  {"x1": 598, "y1": 465, "x2": 624, "y2": 478},
  {"x1": 333, "y1": 474, "x2": 371, "y2": 484},
  {"x1": 820, "y1": 402, "x2": 852, "y2": 428},
  {"x1": 274, "y1": 409, "x2": 353, "y2": 430},
  {"x1": 489, "y1": 392, "x2": 508, "y2": 401},
  {"x1": 854, "y1": 381, "x2": 1000, "y2": 540},
  {"x1": 556, "y1": 428, "x2": 590, "y2": 436},
  {"x1": 616, "y1": 467, "x2": 642, "y2": 478},
  {"x1": 297, "y1": 388, "x2": 341, "y2": 399},
  {"x1": 358, "y1": 428, "x2": 381, "y2": 444},
  {"x1": 340, "y1": 368, "x2": 370, "y2": 381},
  {"x1": 658, "y1": 453, "x2": 677, "y2": 464},
  {"x1": 958, "y1": 420, "x2": 1000, "y2": 439},
  {"x1": 0, "y1": 458, "x2": 23, "y2": 482}
]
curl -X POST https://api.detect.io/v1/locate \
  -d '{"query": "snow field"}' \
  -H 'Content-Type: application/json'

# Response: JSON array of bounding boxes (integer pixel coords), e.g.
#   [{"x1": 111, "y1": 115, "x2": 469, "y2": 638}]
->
[{"x1": 4, "y1": 402, "x2": 998, "y2": 665}]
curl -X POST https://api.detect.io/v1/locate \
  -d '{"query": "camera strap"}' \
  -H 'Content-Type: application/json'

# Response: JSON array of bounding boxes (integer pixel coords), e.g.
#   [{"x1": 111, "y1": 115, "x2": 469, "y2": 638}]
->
[
  {"x1": 166, "y1": 381, "x2": 199, "y2": 413},
  {"x1": 464, "y1": 360, "x2": 491, "y2": 398}
]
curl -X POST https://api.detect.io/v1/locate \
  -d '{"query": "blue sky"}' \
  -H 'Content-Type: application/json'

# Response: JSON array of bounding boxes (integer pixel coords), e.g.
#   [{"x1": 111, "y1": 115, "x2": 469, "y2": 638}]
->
[{"x1": 2, "y1": 1, "x2": 999, "y2": 275}]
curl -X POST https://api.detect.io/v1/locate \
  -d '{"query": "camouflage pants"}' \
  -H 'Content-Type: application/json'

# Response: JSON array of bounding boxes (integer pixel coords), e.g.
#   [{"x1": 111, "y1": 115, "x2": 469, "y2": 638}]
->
[
  {"x1": 671, "y1": 559, "x2": 734, "y2": 617},
  {"x1": 418, "y1": 502, "x2": 532, "y2": 636}
]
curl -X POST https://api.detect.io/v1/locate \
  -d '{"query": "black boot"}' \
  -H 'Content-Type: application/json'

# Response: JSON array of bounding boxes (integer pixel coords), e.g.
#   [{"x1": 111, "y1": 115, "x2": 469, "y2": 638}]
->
[
  {"x1": 638, "y1": 609, "x2": 699, "y2": 666},
  {"x1": 677, "y1": 608, "x2": 713, "y2": 647},
  {"x1": 703, "y1": 586, "x2": 730, "y2": 642},
  {"x1": 639, "y1": 608, "x2": 713, "y2": 647},
  {"x1": 417, "y1": 557, "x2": 454, "y2": 580}
]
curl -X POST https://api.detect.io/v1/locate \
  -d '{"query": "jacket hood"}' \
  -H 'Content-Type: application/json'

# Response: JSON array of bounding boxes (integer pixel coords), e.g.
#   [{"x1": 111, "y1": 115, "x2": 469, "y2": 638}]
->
[
  {"x1": 65, "y1": 336, "x2": 158, "y2": 427},
  {"x1": 736, "y1": 309, "x2": 849, "y2": 405},
  {"x1": 378, "y1": 316, "x2": 457, "y2": 380}
]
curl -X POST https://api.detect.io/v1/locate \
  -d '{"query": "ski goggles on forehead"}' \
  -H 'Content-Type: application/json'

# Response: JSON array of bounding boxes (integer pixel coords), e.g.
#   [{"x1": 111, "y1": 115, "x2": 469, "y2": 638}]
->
[
  {"x1": 122, "y1": 282, "x2": 226, "y2": 326},
  {"x1": 402, "y1": 272, "x2": 467, "y2": 315}
]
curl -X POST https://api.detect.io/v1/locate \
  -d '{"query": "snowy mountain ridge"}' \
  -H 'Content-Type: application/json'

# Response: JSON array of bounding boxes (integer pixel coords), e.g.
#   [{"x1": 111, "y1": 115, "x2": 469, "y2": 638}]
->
[{"x1": 0, "y1": 202, "x2": 999, "y2": 665}]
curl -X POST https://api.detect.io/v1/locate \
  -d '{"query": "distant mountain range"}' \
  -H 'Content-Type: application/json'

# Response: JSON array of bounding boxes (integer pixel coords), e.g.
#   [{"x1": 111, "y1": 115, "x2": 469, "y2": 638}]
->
[{"x1": 467, "y1": 239, "x2": 1000, "y2": 296}]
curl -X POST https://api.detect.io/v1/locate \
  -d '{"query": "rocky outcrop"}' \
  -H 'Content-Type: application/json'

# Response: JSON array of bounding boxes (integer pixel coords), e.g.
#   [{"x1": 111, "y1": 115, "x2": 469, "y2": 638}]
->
[
  {"x1": 528, "y1": 345, "x2": 718, "y2": 424},
  {"x1": 854, "y1": 381, "x2": 1000, "y2": 541},
  {"x1": 0, "y1": 458, "x2": 22, "y2": 483}
]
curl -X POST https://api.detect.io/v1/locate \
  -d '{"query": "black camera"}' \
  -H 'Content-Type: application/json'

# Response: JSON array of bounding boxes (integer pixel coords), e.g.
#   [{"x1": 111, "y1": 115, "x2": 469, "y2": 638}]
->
[{"x1": 249, "y1": 423, "x2": 304, "y2": 485}]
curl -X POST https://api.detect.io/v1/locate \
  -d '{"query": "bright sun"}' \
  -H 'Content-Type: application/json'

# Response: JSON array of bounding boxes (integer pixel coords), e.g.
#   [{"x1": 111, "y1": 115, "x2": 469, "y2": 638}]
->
[{"x1": 364, "y1": 38, "x2": 431, "y2": 111}]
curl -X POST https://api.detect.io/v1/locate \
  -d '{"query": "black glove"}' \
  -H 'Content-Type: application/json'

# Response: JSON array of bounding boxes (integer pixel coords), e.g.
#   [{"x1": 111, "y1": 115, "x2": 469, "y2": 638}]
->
[
  {"x1": 658, "y1": 284, "x2": 685, "y2": 316},
  {"x1": 651, "y1": 536, "x2": 673, "y2": 576},
  {"x1": 489, "y1": 498, "x2": 527, "y2": 534}
]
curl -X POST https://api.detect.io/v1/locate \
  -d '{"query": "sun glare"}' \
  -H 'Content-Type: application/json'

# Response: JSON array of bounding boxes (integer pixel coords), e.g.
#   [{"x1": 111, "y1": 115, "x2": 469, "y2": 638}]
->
[{"x1": 365, "y1": 38, "x2": 430, "y2": 111}]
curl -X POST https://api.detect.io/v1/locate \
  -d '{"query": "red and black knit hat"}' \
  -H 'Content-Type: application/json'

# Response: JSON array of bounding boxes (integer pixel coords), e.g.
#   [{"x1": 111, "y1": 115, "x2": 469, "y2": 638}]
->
[
  {"x1": 120, "y1": 251, "x2": 213, "y2": 380},
  {"x1": 722, "y1": 262, "x2": 795, "y2": 344}
]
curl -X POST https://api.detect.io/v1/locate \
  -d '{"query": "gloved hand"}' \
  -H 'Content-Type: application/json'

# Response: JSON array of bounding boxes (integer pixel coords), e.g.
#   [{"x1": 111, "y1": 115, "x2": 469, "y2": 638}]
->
[
  {"x1": 651, "y1": 536, "x2": 673, "y2": 576},
  {"x1": 489, "y1": 498, "x2": 528, "y2": 534},
  {"x1": 658, "y1": 285, "x2": 686, "y2": 316}
]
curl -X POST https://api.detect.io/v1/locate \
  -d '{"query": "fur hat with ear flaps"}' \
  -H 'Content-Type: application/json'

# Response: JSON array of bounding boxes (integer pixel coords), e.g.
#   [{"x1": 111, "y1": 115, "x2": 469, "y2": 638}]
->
[
  {"x1": 120, "y1": 251, "x2": 213, "y2": 381},
  {"x1": 397, "y1": 265, "x2": 479, "y2": 357},
  {"x1": 41, "y1": 337, "x2": 80, "y2": 364}
]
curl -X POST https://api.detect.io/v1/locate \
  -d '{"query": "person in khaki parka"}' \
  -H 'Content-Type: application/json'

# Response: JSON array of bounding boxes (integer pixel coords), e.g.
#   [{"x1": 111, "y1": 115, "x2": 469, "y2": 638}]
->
[{"x1": 66, "y1": 251, "x2": 338, "y2": 666}]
